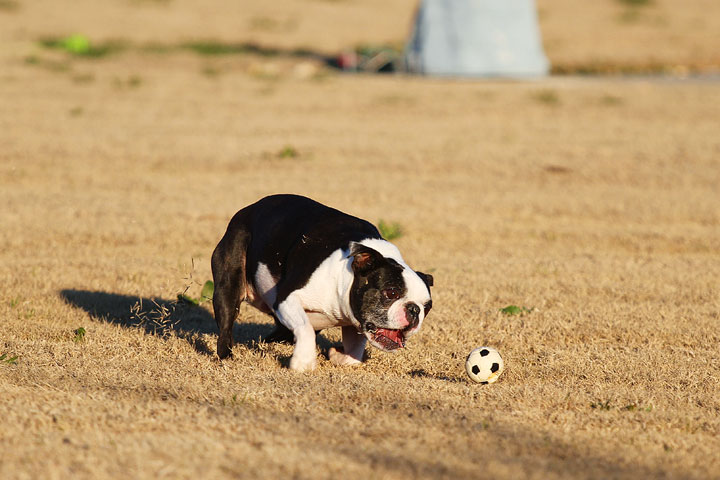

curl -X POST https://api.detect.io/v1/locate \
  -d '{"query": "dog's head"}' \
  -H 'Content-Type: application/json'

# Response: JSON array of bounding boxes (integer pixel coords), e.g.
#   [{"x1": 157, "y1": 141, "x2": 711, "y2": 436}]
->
[{"x1": 347, "y1": 241, "x2": 433, "y2": 352}]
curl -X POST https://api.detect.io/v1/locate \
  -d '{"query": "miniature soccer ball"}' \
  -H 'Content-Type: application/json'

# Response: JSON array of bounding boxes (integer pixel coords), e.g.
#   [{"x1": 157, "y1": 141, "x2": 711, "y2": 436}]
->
[{"x1": 465, "y1": 347, "x2": 504, "y2": 384}]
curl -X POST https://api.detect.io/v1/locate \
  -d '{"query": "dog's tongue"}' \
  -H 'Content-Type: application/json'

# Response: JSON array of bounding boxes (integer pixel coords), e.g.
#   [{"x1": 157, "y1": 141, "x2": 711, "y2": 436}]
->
[{"x1": 375, "y1": 328, "x2": 404, "y2": 350}]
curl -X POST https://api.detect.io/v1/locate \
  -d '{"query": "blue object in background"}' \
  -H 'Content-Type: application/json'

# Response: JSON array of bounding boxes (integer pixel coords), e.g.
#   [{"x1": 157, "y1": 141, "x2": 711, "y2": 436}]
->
[{"x1": 405, "y1": 0, "x2": 550, "y2": 77}]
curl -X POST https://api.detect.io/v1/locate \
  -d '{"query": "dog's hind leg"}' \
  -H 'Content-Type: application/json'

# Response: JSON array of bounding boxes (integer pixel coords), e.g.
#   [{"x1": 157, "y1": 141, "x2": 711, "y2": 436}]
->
[{"x1": 211, "y1": 214, "x2": 251, "y2": 359}]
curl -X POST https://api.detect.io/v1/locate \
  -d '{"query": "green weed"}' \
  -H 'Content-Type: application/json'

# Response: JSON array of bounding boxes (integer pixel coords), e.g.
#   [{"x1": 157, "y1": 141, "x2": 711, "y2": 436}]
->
[
  {"x1": 177, "y1": 294, "x2": 199, "y2": 305},
  {"x1": 591, "y1": 400, "x2": 612, "y2": 411},
  {"x1": 24, "y1": 55, "x2": 71, "y2": 72},
  {"x1": 378, "y1": 220, "x2": 403, "y2": 241},
  {"x1": 278, "y1": 145, "x2": 299, "y2": 159},
  {"x1": 600, "y1": 94, "x2": 623, "y2": 106},
  {"x1": 73, "y1": 327, "x2": 86, "y2": 343},
  {"x1": 499, "y1": 305, "x2": 534, "y2": 316},
  {"x1": 200, "y1": 280, "x2": 214, "y2": 303},
  {"x1": 622, "y1": 403, "x2": 653, "y2": 412},
  {"x1": 0, "y1": 354, "x2": 18, "y2": 365},
  {"x1": 201, "y1": 66, "x2": 221, "y2": 78},
  {"x1": 178, "y1": 280, "x2": 214, "y2": 306},
  {"x1": 39, "y1": 35, "x2": 125, "y2": 58},
  {"x1": 533, "y1": 89, "x2": 560, "y2": 106}
]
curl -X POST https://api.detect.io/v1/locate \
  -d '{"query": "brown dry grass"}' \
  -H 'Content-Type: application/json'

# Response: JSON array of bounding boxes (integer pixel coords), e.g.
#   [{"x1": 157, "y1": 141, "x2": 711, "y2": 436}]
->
[
  {"x1": 539, "y1": 0, "x2": 720, "y2": 73},
  {"x1": 1, "y1": 1, "x2": 720, "y2": 479}
]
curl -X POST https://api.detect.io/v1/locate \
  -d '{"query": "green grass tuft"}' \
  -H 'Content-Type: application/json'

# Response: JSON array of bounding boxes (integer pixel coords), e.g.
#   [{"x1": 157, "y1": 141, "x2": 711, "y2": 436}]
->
[
  {"x1": 39, "y1": 35, "x2": 125, "y2": 58},
  {"x1": 201, "y1": 66, "x2": 221, "y2": 78},
  {"x1": 177, "y1": 293, "x2": 199, "y2": 306},
  {"x1": 590, "y1": 400, "x2": 612, "y2": 411},
  {"x1": 200, "y1": 280, "x2": 214, "y2": 303},
  {"x1": 0, "y1": 353, "x2": 19, "y2": 365},
  {"x1": 600, "y1": 94, "x2": 623, "y2": 106},
  {"x1": 377, "y1": 220, "x2": 403, "y2": 241},
  {"x1": 278, "y1": 145, "x2": 299, "y2": 159},
  {"x1": 73, "y1": 327, "x2": 86, "y2": 343},
  {"x1": 533, "y1": 89, "x2": 560, "y2": 106},
  {"x1": 178, "y1": 280, "x2": 214, "y2": 306},
  {"x1": 500, "y1": 305, "x2": 534, "y2": 316}
]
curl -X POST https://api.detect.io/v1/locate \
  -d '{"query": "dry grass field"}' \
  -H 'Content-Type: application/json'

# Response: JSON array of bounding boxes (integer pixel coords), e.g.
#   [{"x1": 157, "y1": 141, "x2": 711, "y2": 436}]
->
[{"x1": 1, "y1": 1, "x2": 720, "y2": 479}]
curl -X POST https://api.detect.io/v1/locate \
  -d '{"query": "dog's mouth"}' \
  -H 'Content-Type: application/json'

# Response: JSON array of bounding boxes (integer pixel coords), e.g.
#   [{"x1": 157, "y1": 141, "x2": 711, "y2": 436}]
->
[{"x1": 364, "y1": 322, "x2": 406, "y2": 351}]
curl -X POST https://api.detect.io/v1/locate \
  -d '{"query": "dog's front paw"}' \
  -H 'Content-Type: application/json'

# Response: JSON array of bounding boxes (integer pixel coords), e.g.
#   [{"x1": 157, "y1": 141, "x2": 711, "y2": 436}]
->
[
  {"x1": 328, "y1": 347, "x2": 362, "y2": 367},
  {"x1": 289, "y1": 354, "x2": 317, "y2": 372}
]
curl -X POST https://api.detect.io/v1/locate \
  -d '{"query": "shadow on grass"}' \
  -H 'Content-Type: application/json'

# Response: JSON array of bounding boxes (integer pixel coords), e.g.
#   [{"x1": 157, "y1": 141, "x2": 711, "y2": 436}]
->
[
  {"x1": 38, "y1": 36, "x2": 333, "y2": 62},
  {"x1": 59, "y1": 289, "x2": 275, "y2": 356},
  {"x1": 59, "y1": 289, "x2": 339, "y2": 360},
  {"x1": 409, "y1": 369, "x2": 465, "y2": 383}
]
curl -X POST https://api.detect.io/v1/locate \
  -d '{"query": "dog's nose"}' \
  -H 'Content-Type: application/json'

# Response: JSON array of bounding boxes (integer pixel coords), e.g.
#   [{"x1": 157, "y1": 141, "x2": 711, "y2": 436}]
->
[{"x1": 405, "y1": 303, "x2": 420, "y2": 328}]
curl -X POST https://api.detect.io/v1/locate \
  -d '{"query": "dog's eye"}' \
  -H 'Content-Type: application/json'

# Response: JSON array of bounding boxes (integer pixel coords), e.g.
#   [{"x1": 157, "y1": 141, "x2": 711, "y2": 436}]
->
[
  {"x1": 424, "y1": 300, "x2": 432, "y2": 315},
  {"x1": 382, "y1": 288, "x2": 400, "y2": 300}
]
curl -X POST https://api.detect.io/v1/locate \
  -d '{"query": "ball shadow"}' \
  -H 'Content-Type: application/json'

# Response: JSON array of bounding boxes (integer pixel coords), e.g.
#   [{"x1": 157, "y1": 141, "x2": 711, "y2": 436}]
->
[{"x1": 409, "y1": 369, "x2": 466, "y2": 383}]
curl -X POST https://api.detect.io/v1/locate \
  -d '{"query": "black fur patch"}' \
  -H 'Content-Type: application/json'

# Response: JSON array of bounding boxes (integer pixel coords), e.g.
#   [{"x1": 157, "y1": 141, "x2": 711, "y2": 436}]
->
[{"x1": 228, "y1": 195, "x2": 382, "y2": 309}]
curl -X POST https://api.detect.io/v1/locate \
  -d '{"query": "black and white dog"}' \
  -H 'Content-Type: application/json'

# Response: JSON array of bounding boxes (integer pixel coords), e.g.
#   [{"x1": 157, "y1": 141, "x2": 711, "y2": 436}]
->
[{"x1": 211, "y1": 194, "x2": 433, "y2": 371}]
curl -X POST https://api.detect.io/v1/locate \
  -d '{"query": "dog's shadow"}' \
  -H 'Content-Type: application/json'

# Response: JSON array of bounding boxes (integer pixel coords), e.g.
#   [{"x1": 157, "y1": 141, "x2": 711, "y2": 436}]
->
[{"x1": 59, "y1": 289, "x2": 338, "y2": 358}]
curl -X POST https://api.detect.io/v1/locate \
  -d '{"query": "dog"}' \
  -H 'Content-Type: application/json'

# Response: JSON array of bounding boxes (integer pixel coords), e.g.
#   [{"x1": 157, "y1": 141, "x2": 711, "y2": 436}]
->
[{"x1": 211, "y1": 194, "x2": 433, "y2": 371}]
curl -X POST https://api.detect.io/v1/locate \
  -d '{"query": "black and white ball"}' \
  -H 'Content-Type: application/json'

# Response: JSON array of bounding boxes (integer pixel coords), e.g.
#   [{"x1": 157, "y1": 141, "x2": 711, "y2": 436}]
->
[{"x1": 465, "y1": 347, "x2": 504, "y2": 384}]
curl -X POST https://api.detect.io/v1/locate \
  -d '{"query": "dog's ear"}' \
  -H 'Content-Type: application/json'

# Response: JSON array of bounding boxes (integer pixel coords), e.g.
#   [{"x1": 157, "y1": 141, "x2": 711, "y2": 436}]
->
[
  {"x1": 415, "y1": 271, "x2": 434, "y2": 289},
  {"x1": 348, "y1": 242, "x2": 384, "y2": 275}
]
